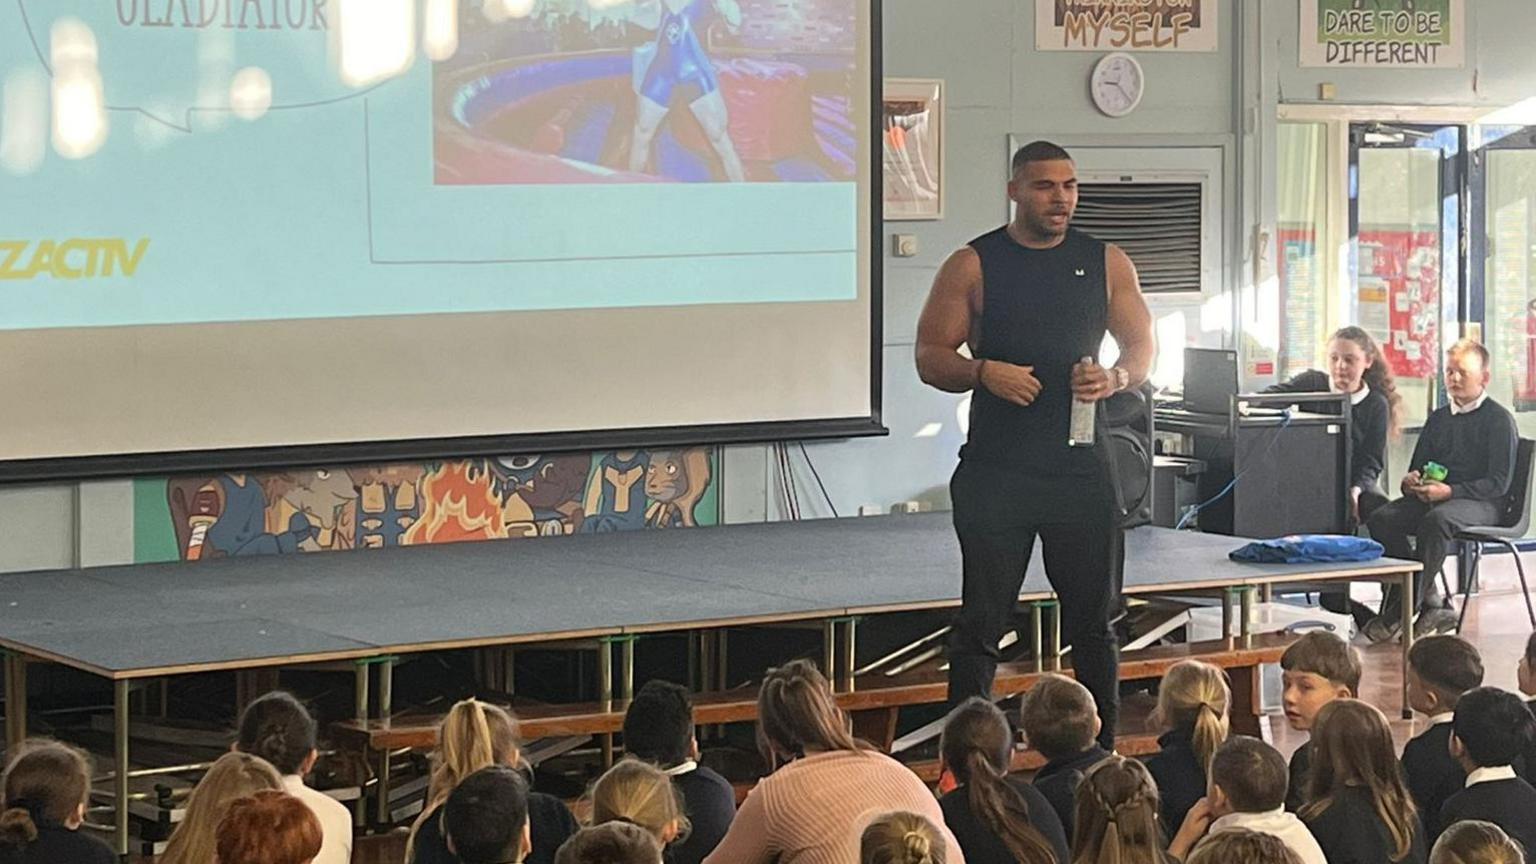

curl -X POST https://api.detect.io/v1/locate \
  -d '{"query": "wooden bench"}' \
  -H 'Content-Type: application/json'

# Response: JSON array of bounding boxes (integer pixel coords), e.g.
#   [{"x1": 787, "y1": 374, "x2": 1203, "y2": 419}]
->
[{"x1": 334, "y1": 631, "x2": 1295, "y2": 823}]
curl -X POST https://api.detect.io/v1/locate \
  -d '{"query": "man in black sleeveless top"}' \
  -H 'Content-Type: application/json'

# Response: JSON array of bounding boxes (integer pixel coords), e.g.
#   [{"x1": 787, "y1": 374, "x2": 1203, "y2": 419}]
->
[{"x1": 916, "y1": 141, "x2": 1154, "y2": 749}]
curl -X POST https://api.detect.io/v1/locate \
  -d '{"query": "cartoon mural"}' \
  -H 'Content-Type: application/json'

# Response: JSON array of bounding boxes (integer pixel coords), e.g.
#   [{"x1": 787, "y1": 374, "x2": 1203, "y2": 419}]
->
[
  {"x1": 137, "y1": 448, "x2": 719, "y2": 563},
  {"x1": 643, "y1": 449, "x2": 713, "y2": 528}
]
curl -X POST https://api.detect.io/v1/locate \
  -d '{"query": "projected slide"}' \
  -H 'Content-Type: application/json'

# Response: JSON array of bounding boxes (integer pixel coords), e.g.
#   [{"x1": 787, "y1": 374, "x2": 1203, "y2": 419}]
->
[
  {"x1": 0, "y1": 0, "x2": 861, "y2": 333},
  {"x1": 435, "y1": 0, "x2": 859, "y2": 185},
  {"x1": 0, "y1": 0, "x2": 874, "y2": 473}
]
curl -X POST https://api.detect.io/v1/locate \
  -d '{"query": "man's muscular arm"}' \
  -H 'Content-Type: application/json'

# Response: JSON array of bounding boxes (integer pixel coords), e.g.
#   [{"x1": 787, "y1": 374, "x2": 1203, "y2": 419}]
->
[
  {"x1": 1106, "y1": 244, "x2": 1155, "y2": 388},
  {"x1": 1070, "y1": 244, "x2": 1154, "y2": 401},
  {"x1": 915, "y1": 249, "x2": 984, "y2": 393},
  {"x1": 916, "y1": 249, "x2": 1041, "y2": 405}
]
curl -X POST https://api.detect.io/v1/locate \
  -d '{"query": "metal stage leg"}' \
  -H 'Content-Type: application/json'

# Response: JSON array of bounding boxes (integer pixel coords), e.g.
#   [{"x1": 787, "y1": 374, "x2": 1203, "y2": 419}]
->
[
  {"x1": 1, "y1": 654, "x2": 9, "y2": 752},
  {"x1": 353, "y1": 660, "x2": 370, "y2": 826},
  {"x1": 114, "y1": 678, "x2": 129, "y2": 858},
  {"x1": 701, "y1": 631, "x2": 716, "y2": 692},
  {"x1": 717, "y1": 631, "x2": 729, "y2": 692},
  {"x1": 688, "y1": 632, "x2": 699, "y2": 692},
  {"x1": 1046, "y1": 600, "x2": 1062, "y2": 668},
  {"x1": 823, "y1": 621, "x2": 836, "y2": 678},
  {"x1": 1401, "y1": 571, "x2": 1415, "y2": 719},
  {"x1": 840, "y1": 619, "x2": 857, "y2": 692},
  {"x1": 1221, "y1": 588, "x2": 1236, "y2": 647},
  {"x1": 599, "y1": 638, "x2": 615, "y2": 767},
  {"x1": 1240, "y1": 586, "x2": 1256, "y2": 649},
  {"x1": 1030, "y1": 604, "x2": 1044, "y2": 673},
  {"x1": 376, "y1": 658, "x2": 394, "y2": 826},
  {"x1": 3, "y1": 651, "x2": 27, "y2": 754},
  {"x1": 620, "y1": 637, "x2": 636, "y2": 704}
]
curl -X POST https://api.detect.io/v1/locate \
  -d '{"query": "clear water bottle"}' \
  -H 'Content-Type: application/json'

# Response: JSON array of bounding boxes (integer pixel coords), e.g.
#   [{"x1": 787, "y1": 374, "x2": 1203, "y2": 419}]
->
[{"x1": 1068, "y1": 356, "x2": 1096, "y2": 447}]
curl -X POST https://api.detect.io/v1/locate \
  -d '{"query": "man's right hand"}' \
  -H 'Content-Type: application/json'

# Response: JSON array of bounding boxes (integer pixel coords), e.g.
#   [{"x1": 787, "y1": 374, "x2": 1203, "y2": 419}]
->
[
  {"x1": 1400, "y1": 471, "x2": 1423, "y2": 497},
  {"x1": 979, "y1": 360, "x2": 1042, "y2": 406}
]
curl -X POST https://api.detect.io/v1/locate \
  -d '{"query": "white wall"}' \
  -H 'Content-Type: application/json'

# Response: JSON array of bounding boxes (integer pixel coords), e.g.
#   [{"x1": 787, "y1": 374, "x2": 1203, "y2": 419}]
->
[{"x1": 1272, "y1": 0, "x2": 1536, "y2": 110}]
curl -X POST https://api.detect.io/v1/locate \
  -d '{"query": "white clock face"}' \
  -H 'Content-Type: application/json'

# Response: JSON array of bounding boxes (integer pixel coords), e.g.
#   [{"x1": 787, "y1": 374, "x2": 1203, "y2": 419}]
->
[{"x1": 1092, "y1": 53, "x2": 1144, "y2": 118}]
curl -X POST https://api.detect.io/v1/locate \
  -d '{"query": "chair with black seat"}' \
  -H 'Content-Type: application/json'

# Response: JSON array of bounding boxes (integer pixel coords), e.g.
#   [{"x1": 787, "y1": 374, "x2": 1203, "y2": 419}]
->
[{"x1": 1443, "y1": 437, "x2": 1536, "y2": 632}]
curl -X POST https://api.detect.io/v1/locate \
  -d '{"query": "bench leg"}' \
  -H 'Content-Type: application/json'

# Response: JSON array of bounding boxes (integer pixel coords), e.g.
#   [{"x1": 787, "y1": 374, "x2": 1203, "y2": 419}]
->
[
  {"x1": 1227, "y1": 665, "x2": 1262, "y2": 737},
  {"x1": 851, "y1": 708, "x2": 899, "y2": 751}
]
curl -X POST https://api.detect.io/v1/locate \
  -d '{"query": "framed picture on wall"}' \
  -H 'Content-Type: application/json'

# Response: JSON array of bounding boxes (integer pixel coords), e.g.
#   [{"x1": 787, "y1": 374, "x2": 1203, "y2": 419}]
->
[{"x1": 882, "y1": 79, "x2": 944, "y2": 221}]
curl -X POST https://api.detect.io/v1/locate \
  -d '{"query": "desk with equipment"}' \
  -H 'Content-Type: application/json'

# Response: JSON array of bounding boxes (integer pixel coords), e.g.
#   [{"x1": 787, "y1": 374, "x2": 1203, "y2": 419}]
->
[{"x1": 1156, "y1": 348, "x2": 1353, "y2": 537}]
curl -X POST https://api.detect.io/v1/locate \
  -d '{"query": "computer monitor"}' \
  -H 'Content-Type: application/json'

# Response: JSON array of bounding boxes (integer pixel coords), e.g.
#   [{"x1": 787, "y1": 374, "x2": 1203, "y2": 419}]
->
[{"x1": 1184, "y1": 348, "x2": 1239, "y2": 415}]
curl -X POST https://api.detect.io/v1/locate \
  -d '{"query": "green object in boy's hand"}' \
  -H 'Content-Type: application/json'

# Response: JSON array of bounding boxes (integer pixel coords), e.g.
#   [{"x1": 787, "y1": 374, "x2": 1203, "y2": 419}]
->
[{"x1": 1422, "y1": 461, "x2": 1448, "y2": 483}]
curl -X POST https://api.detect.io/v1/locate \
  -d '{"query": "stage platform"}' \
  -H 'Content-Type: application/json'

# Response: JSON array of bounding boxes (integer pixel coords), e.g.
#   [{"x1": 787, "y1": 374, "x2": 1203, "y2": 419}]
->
[{"x1": 0, "y1": 512, "x2": 1420, "y2": 854}]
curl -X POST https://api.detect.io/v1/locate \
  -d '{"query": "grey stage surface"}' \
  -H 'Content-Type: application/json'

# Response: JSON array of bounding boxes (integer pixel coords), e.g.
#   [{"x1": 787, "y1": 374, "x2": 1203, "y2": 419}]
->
[{"x1": 0, "y1": 513, "x2": 1418, "y2": 679}]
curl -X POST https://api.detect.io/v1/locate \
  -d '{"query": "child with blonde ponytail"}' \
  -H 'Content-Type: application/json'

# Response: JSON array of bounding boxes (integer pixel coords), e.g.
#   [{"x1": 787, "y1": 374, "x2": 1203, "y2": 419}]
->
[
  {"x1": 409, "y1": 698, "x2": 579, "y2": 864},
  {"x1": 1145, "y1": 660, "x2": 1230, "y2": 833},
  {"x1": 590, "y1": 759, "x2": 690, "y2": 851},
  {"x1": 862, "y1": 812, "x2": 948, "y2": 864}
]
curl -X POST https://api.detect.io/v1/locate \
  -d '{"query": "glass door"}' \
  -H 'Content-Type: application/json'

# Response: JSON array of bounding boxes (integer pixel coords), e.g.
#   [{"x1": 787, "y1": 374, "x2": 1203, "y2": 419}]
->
[
  {"x1": 1348, "y1": 123, "x2": 1466, "y2": 430},
  {"x1": 1475, "y1": 126, "x2": 1536, "y2": 447}
]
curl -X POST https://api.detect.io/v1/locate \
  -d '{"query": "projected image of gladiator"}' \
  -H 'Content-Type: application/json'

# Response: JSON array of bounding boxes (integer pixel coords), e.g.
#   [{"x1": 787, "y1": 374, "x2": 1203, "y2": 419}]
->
[{"x1": 435, "y1": 0, "x2": 860, "y2": 184}]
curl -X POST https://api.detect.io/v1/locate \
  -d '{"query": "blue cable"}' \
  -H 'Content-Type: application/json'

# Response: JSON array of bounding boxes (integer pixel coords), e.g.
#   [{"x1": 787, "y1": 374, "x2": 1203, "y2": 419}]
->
[{"x1": 1175, "y1": 409, "x2": 1296, "y2": 531}]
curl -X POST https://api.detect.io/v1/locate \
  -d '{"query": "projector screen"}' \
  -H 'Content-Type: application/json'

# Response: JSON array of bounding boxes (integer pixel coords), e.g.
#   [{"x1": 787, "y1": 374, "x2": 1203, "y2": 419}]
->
[{"x1": 0, "y1": 0, "x2": 881, "y2": 481}]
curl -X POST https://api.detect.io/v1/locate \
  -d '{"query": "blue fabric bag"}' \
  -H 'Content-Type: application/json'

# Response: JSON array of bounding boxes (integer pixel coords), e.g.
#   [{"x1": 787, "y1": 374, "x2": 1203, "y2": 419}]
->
[{"x1": 1229, "y1": 534, "x2": 1385, "y2": 564}]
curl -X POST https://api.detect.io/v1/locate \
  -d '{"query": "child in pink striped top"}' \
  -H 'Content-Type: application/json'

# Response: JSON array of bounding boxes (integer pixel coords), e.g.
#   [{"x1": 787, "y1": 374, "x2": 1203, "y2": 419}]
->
[{"x1": 702, "y1": 660, "x2": 965, "y2": 864}]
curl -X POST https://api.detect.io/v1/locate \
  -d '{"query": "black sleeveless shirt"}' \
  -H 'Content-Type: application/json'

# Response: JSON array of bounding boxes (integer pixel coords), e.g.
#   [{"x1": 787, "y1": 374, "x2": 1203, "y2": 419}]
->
[{"x1": 962, "y1": 226, "x2": 1108, "y2": 475}]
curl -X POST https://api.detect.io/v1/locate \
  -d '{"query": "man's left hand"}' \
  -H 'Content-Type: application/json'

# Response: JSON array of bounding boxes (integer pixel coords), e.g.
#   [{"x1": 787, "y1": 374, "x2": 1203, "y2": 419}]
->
[
  {"x1": 1414, "y1": 481, "x2": 1453, "y2": 503},
  {"x1": 1071, "y1": 361, "x2": 1117, "y2": 403}
]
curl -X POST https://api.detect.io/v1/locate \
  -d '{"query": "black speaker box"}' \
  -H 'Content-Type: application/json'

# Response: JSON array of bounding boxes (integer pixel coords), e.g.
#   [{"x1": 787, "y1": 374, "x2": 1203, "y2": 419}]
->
[{"x1": 1102, "y1": 383, "x2": 1154, "y2": 529}]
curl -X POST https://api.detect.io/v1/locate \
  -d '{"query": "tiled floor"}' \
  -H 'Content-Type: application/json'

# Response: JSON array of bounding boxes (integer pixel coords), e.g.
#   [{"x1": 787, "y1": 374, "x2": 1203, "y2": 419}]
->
[{"x1": 139, "y1": 555, "x2": 1536, "y2": 864}]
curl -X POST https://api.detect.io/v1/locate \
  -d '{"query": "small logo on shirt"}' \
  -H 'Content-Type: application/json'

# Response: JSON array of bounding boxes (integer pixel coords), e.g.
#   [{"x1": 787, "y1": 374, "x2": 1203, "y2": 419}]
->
[{"x1": 1075, "y1": 268, "x2": 1086, "y2": 277}]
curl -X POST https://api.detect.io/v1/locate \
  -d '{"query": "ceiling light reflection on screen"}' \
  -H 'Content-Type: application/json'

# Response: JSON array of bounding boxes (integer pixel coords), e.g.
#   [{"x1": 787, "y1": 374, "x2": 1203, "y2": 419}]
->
[
  {"x1": 50, "y1": 17, "x2": 98, "y2": 69},
  {"x1": 50, "y1": 17, "x2": 108, "y2": 159},
  {"x1": 1, "y1": 69, "x2": 48, "y2": 175},
  {"x1": 230, "y1": 67, "x2": 273, "y2": 120},
  {"x1": 336, "y1": 0, "x2": 416, "y2": 87},
  {"x1": 501, "y1": 0, "x2": 537, "y2": 18},
  {"x1": 424, "y1": 0, "x2": 460, "y2": 61}
]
